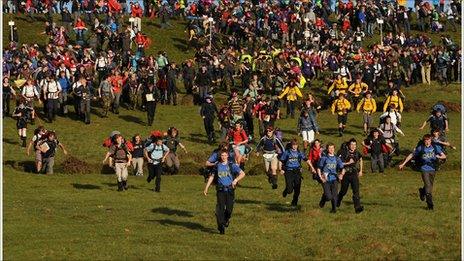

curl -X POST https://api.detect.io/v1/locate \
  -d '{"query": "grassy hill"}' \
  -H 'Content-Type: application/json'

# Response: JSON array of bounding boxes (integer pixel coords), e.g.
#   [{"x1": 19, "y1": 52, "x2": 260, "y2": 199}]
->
[{"x1": 2, "y1": 14, "x2": 462, "y2": 259}]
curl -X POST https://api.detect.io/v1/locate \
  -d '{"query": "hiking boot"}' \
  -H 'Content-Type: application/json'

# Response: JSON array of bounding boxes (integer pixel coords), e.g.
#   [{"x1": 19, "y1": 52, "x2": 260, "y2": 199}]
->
[
  {"x1": 291, "y1": 200, "x2": 298, "y2": 206},
  {"x1": 419, "y1": 188, "x2": 425, "y2": 201},
  {"x1": 427, "y1": 203, "x2": 434, "y2": 210},
  {"x1": 282, "y1": 189, "x2": 288, "y2": 198},
  {"x1": 117, "y1": 182, "x2": 123, "y2": 191},
  {"x1": 218, "y1": 225, "x2": 225, "y2": 234},
  {"x1": 330, "y1": 208, "x2": 337, "y2": 213},
  {"x1": 319, "y1": 197, "x2": 326, "y2": 208},
  {"x1": 272, "y1": 183, "x2": 278, "y2": 190},
  {"x1": 336, "y1": 198, "x2": 342, "y2": 207},
  {"x1": 224, "y1": 220, "x2": 230, "y2": 228},
  {"x1": 355, "y1": 206, "x2": 364, "y2": 213},
  {"x1": 122, "y1": 181, "x2": 128, "y2": 190}
]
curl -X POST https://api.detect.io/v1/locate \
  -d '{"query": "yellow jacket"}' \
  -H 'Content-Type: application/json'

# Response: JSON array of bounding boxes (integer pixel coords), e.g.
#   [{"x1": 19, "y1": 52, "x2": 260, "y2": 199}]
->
[
  {"x1": 356, "y1": 97, "x2": 377, "y2": 113},
  {"x1": 331, "y1": 98, "x2": 351, "y2": 115},
  {"x1": 327, "y1": 78, "x2": 349, "y2": 95},
  {"x1": 348, "y1": 82, "x2": 369, "y2": 97},
  {"x1": 278, "y1": 86, "x2": 303, "y2": 101},
  {"x1": 383, "y1": 95, "x2": 403, "y2": 112}
]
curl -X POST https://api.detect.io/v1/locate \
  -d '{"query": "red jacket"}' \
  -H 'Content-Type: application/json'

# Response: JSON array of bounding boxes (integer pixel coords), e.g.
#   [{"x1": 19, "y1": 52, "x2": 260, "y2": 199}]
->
[
  {"x1": 131, "y1": 5, "x2": 143, "y2": 17},
  {"x1": 74, "y1": 20, "x2": 86, "y2": 29}
]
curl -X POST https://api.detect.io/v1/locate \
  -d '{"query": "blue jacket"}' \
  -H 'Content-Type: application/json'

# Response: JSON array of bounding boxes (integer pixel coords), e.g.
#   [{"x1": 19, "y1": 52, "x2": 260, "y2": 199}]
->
[{"x1": 280, "y1": 149, "x2": 307, "y2": 170}]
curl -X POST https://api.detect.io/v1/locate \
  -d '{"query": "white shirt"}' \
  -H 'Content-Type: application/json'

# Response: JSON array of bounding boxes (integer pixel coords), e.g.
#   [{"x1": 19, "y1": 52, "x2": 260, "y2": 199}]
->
[
  {"x1": 43, "y1": 80, "x2": 62, "y2": 99},
  {"x1": 21, "y1": 85, "x2": 39, "y2": 99}
]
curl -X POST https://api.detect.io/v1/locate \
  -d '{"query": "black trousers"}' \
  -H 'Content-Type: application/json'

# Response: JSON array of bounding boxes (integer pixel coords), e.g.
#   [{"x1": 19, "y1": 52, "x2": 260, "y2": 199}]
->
[
  {"x1": 244, "y1": 113, "x2": 254, "y2": 138},
  {"x1": 80, "y1": 99, "x2": 91, "y2": 123},
  {"x1": 167, "y1": 84, "x2": 177, "y2": 105},
  {"x1": 46, "y1": 99, "x2": 59, "y2": 121},
  {"x1": 284, "y1": 169, "x2": 302, "y2": 204},
  {"x1": 3, "y1": 93, "x2": 11, "y2": 116},
  {"x1": 216, "y1": 189, "x2": 235, "y2": 227},
  {"x1": 204, "y1": 117, "x2": 215, "y2": 141},
  {"x1": 147, "y1": 163, "x2": 162, "y2": 191},
  {"x1": 338, "y1": 173, "x2": 361, "y2": 209},
  {"x1": 146, "y1": 101, "x2": 156, "y2": 126},
  {"x1": 323, "y1": 181, "x2": 338, "y2": 209}
]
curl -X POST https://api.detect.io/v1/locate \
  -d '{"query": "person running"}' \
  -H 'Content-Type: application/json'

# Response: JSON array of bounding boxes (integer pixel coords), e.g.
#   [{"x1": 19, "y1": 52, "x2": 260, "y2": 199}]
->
[
  {"x1": 27, "y1": 126, "x2": 47, "y2": 173},
  {"x1": 297, "y1": 109, "x2": 319, "y2": 153},
  {"x1": 363, "y1": 129, "x2": 387, "y2": 173},
  {"x1": 143, "y1": 83, "x2": 160, "y2": 126},
  {"x1": 36, "y1": 131, "x2": 68, "y2": 174},
  {"x1": 419, "y1": 108, "x2": 449, "y2": 137},
  {"x1": 12, "y1": 98, "x2": 34, "y2": 147},
  {"x1": 103, "y1": 134, "x2": 133, "y2": 191},
  {"x1": 356, "y1": 91, "x2": 377, "y2": 135},
  {"x1": 280, "y1": 139, "x2": 312, "y2": 206},
  {"x1": 431, "y1": 129, "x2": 456, "y2": 152},
  {"x1": 327, "y1": 74, "x2": 349, "y2": 99},
  {"x1": 383, "y1": 89, "x2": 404, "y2": 113},
  {"x1": 131, "y1": 134, "x2": 145, "y2": 176},
  {"x1": 98, "y1": 75, "x2": 113, "y2": 118},
  {"x1": 317, "y1": 143, "x2": 345, "y2": 213},
  {"x1": 379, "y1": 115, "x2": 405, "y2": 155},
  {"x1": 255, "y1": 126, "x2": 285, "y2": 189},
  {"x1": 399, "y1": 134, "x2": 446, "y2": 210},
  {"x1": 164, "y1": 127, "x2": 188, "y2": 175},
  {"x1": 348, "y1": 77, "x2": 368, "y2": 108},
  {"x1": 200, "y1": 95, "x2": 218, "y2": 144},
  {"x1": 337, "y1": 138, "x2": 364, "y2": 213},
  {"x1": 226, "y1": 121, "x2": 249, "y2": 168},
  {"x1": 144, "y1": 136, "x2": 170, "y2": 192},
  {"x1": 278, "y1": 79, "x2": 303, "y2": 119},
  {"x1": 331, "y1": 93, "x2": 351, "y2": 137},
  {"x1": 203, "y1": 149, "x2": 246, "y2": 235}
]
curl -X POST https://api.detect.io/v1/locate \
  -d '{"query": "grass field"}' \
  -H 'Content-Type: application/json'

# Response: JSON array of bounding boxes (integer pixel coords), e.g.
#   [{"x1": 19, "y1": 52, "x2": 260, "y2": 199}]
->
[{"x1": 2, "y1": 14, "x2": 462, "y2": 260}]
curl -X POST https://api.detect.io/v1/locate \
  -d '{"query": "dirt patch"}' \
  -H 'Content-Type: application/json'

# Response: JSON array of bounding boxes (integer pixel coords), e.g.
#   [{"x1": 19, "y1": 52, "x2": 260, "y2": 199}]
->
[
  {"x1": 61, "y1": 156, "x2": 93, "y2": 174},
  {"x1": 404, "y1": 100, "x2": 461, "y2": 113}
]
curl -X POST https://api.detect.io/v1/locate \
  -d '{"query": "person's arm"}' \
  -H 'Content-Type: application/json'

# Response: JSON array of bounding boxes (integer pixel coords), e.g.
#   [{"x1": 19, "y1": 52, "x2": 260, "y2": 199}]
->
[
  {"x1": 330, "y1": 101, "x2": 336, "y2": 114},
  {"x1": 179, "y1": 142, "x2": 187, "y2": 153},
  {"x1": 306, "y1": 159, "x2": 316, "y2": 173},
  {"x1": 358, "y1": 158, "x2": 363, "y2": 177},
  {"x1": 295, "y1": 87, "x2": 303, "y2": 98},
  {"x1": 348, "y1": 83, "x2": 355, "y2": 94},
  {"x1": 232, "y1": 170, "x2": 246, "y2": 188},
  {"x1": 26, "y1": 139, "x2": 34, "y2": 156},
  {"x1": 102, "y1": 151, "x2": 112, "y2": 164},
  {"x1": 203, "y1": 174, "x2": 215, "y2": 196},
  {"x1": 161, "y1": 146, "x2": 170, "y2": 163},
  {"x1": 395, "y1": 125, "x2": 405, "y2": 136},
  {"x1": 58, "y1": 143, "x2": 68, "y2": 155},
  {"x1": 445, "y1": 118, "x2": 449, "y2": 132},
  {"x1": 399, "y1": 98, "x2": 404, "y2": 112},
  {"x1": 144, "y1": 146, "x2": 153, "y2": 163},
  {"x1": 126, "y1": 152, "x2": 132, "y2": 166},
  {"x1": 436, "y1": 152, "x2": 447, "y2": 160},
  {"x1": 278, "y1": 87, "x2": 289, "y2": 99},
  {"x1": 398, "y1": 153, "x2": 414, "y2": 170}
]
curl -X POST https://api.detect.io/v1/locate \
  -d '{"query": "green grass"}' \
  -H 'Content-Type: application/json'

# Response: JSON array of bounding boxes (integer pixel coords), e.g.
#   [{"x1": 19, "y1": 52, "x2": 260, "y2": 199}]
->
[{"x1": 2, "y1": 14, "x2": 462, "y2": 259}]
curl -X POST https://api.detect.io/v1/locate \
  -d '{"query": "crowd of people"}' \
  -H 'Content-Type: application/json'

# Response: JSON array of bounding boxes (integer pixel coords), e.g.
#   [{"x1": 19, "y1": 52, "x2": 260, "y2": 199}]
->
[{"x1": 2, "y1": 0, "x2": 461, "y2": 235}]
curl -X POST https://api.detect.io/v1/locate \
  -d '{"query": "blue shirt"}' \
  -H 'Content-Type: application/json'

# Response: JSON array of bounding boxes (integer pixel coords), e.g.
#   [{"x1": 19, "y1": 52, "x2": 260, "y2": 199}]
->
[
  {"x1": 145, "y1": 143, "x2": 169, "y2": 164},
  {"x1": 216, "y1": 162, "x2": 241, "y2": 187},
  {"x1": 318, "y1": 155, "x2": 344, "y2": 182},
  {"x1": 280, "y1": 149, "x2": 307, "y2": 170},
  {"x1": 414, "y1": 145, "x2": 443, "y2": 172}
]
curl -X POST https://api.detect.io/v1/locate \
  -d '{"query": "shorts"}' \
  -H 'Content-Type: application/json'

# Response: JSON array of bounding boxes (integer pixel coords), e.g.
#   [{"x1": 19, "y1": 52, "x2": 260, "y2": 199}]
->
[
  {"x1": 337, "y1": 114, "x2": 348, "y2": 125},
  {"x1": 35, "y1": 150, "x2": 42, "y2": 162},
  {"x1": 235, "y1": 145, "x2": 246, "y2": 155},
  {"x1": 263, "y1": 153, "x2": 278, "y2": 171},
  {"x1": 301, "y1": 130, "x2": 315, "y2": 143},
  {"x1": 362, "y1": 112, "x2": 373, "y2": 126},
  {"x1": 16, "y1": 119, "x2": 27, "y2": 129}
]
